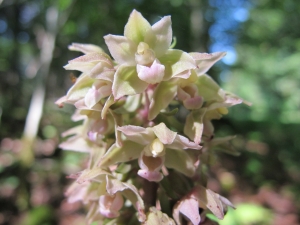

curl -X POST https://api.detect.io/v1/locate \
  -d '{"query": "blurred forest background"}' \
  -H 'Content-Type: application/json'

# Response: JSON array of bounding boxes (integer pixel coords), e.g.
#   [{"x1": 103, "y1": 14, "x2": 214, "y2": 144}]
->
[{"x1": 0, "y1": 0, "x2": 299, "y2": 224}]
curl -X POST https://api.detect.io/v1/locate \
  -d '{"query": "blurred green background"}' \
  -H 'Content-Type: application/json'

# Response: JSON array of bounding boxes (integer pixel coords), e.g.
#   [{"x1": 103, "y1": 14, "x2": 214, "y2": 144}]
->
[{"x1": 0, "y1": 0, "x2": 299, "y2": 224}]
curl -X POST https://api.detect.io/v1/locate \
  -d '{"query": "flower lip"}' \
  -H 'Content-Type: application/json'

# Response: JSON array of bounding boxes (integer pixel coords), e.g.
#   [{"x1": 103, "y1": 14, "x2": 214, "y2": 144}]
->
[{"x1": 137, "y1": 59, "x2": 165, "y2": 84}]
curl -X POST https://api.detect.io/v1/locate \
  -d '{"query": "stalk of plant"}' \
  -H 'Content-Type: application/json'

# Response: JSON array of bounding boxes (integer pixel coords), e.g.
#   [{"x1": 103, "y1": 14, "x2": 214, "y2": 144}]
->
[{"x1": 57, "y1": 9, "x2": 248, "y2": 225}]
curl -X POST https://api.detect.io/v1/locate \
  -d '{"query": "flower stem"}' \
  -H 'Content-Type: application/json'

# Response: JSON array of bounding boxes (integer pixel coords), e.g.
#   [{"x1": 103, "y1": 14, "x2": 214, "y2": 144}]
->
[{"x1": 142, "y1": 179, "x2": 158, "y2": 211}]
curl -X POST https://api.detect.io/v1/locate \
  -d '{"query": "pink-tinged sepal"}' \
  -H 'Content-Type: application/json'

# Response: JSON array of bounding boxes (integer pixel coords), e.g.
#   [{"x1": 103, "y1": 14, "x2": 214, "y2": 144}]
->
[
  {"x1": 68, "y1": 43, "x2": 105, "y2": 54},
  {"x1": 173, "y1": 185, "x2": 235, "y2": 225},
  {"x1": 190, "y1": 52, "x2": 226, "y2": 75},
  {"x1": 99, "y1": 192, "x2": 124, "y2": 218},
  {"x1": 104, "y1": 35, "x2": 136, "y2": 65}
]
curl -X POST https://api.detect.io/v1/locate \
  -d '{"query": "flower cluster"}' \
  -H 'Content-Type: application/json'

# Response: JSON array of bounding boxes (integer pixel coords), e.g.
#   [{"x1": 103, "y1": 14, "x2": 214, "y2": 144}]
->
[{"x1": 57, "y1": 10, "x2": 246, "y2": 224}]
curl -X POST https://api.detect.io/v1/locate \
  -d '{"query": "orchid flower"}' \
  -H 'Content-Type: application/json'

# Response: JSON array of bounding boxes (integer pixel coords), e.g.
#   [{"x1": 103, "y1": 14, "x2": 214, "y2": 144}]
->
[
  {"x1": 183, "y1": 74, "x2": 247, "y2": 144},
  {"x1": 104, "y1": 10, "x2": 196, "y2": 100},
  {"x1": 66, "y1": 171, "x2": 145, "y2": 223},
  {"x1": 98, "y1": 123, "x2": 201, "y2": 182},
  {"x1": 59, "y1": 109, "x2": 114, "y2": 153},
  {"x1": 148, "y1": 53, "x2": 228, "y2": 120},
  {"x1": 173, "y1": 185, "x2": 235, "y2": 225},
  {"x1": 56, "y1": 43, "x2": 115, "y2": 110}
]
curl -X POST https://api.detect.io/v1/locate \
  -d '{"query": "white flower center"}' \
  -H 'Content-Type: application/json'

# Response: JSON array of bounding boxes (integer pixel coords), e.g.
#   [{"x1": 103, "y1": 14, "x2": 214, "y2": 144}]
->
[
  {"x1": 135, "y1": 42, "x2": 156, "y2": 66},
  {"x1": 144, "y1": 138, "x2": 165, "y2": 157}
]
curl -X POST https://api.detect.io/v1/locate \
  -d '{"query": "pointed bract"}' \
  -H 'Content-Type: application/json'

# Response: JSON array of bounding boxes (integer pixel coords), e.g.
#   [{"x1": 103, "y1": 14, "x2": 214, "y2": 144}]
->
[{"x1": 190, "y1": 52, "x2": 226, "y2": 75}]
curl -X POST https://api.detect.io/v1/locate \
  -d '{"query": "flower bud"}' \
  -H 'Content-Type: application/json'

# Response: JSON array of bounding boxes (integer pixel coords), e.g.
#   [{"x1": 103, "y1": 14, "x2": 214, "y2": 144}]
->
[{"x1": 178, "y1": 84, "x2": 203, "y2": 109}]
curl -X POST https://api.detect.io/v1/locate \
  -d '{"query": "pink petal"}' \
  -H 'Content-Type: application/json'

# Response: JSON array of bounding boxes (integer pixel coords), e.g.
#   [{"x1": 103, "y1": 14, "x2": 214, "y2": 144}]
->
[
  {"x1": 65, "y1": 182, "x2": 89, "y2": 203},
  {"x1": 137, "y1": 169, "x2": 163, "y2": 182},
  {"x1": 183, "y1": 96, "x2": 203, "y2": 109},
  {"x1": 55, "y1": 96, "x2": 67, "y2": 106},
  {"x1": 138, "y1": 154, "x2": 164, "y2": 182},
  {"x1": 84, "y1": 87, "x2": 102, "y2": 108},
  {"x1": 137, "y1": 60, "x2": 165, "y2": 84},
  {"x1": 99, "y1": 193, "x2": 124, "y2": 218},
  {"x1": 177, "y1": 86, "x2": 191, "y2": 101},
  {"x1": 169, "y1": 134, "x2": 201, "y2": 150},
  {"x1": 84, "y1": 82, "x2": 111, "y2": 108},
  {"x1": 179, "y1": 198, "x2": 201, "y2": 225}
]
